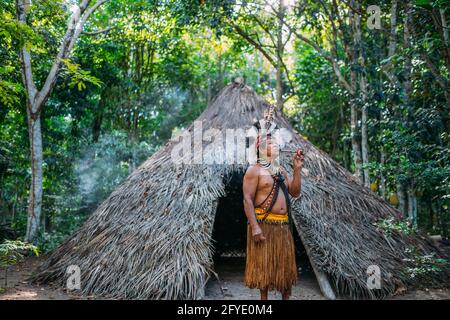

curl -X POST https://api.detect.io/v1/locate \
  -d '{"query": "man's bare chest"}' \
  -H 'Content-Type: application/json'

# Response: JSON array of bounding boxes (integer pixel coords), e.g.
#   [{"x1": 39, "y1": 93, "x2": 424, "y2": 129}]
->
[{"x1": 256, "y1": 174, "x2": 288, "y2": 193}]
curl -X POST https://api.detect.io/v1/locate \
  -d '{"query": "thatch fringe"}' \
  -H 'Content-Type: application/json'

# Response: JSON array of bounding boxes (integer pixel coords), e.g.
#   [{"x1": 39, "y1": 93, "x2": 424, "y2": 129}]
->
[{"x1": 31, "y1": 82, "x2": 449, "y2": 299}]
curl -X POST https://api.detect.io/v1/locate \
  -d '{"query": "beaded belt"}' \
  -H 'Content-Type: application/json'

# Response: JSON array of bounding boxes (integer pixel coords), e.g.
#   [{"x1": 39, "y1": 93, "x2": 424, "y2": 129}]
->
[{"x1": 254, "y1": 207, "x2": 289, "y2": 223}]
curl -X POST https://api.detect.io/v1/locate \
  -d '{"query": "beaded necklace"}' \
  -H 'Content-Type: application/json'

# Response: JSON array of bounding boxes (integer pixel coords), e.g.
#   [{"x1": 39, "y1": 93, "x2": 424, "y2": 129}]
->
[{"x1": 257, "y1": 157, "x2": 281, "y2": 176}]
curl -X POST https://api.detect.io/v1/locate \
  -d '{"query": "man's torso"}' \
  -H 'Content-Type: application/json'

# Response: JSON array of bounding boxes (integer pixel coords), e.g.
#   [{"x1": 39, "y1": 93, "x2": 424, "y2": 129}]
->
[{"x1": 253, "y1": 166, "x2": 289, "y2": 214}]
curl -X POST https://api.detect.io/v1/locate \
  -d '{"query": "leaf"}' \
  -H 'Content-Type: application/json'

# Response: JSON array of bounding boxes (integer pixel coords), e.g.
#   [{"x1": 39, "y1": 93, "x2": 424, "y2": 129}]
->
[
  {"x1": 414, "y1": 0, "x2": 432, "y2": 8},
  {"x1": 77, "y1": 81, "x2": 86, "y2": 91}
]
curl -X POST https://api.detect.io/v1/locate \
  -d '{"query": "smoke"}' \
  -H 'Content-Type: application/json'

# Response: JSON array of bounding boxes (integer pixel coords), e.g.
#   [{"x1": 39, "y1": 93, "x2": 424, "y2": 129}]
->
[
  {"x1": 74, "y1": 131, "x2": 155, "y2": 208},
  {"x1": 74, "y1": 86, "x2": 189, "y2": 208}
]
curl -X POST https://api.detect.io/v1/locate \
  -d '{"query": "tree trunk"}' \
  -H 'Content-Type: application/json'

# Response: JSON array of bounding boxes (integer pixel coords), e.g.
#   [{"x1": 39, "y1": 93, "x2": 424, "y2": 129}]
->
[
  {"x1": 397, "y1": 181, "x2": 407, "y2": 218},
  {"x1": 438, "y1": 8, "x2": 450, "y2": 78},
  {"x1": 275, "y1": 64, "x2": 283, "y2": 110},
  {"x1": 428, "y1": 199, "x2": 434, "y2": 231},
  {"x1": 380, "y1": 149, "x2": 386, "y2": 199},
  {"x1": 403, "y1": 3, "x2": 416, "y2": 228},
  {"x1": 407, "y1": 186, "x2": 417, "y2": 227},
  {"x1": 218, "y1": 51, "x2": 224, "y2": 92},
  {"x1": 382, "y1": 0, "x2": 399, "y2": 84},
  {"x1": 353, "y1": 0, "x2": 370, "y2": 188},
  {"x1": 92, "y1": 114, "x2": 102, "y2": 143},
  {"x1": 256, "y1": 52, "x2": 262, "y2": 85},
  {"x1": 340, "y1": 104, "x2": 350, "y2": 170},
  {"x1": 275, "y1": 0, "x2": 286, "y2": 111},
  {"x1": 92, "y1": 102, "x2": 103, "y2": 143},
  {"x1": 359, "y1": 68, "x2": 370, "y2": 187},
  {"x1": 25, "y1": 109, "x2": 43, "y2": 243},
  {"x1": 403, "y1": 5, "x2": 413, "y2": 110},
  {"x1": 207, "y1": 76, "x2": 212, "y2": 104},
  {"x1": 16, "y1": 0, "x2": 108, "y2": 242},
  {"x1": 348, "y1": 3, "x2": 363, "y2": 183},
  {"x1": 350, "y1": 99, "x2": 363, "y2": 182}
]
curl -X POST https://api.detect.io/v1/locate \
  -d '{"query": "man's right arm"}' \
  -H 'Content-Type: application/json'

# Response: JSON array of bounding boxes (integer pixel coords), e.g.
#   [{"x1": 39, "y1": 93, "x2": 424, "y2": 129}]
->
[{"x1": 243, "y1": 165, "x2": 266, "y2": 243}]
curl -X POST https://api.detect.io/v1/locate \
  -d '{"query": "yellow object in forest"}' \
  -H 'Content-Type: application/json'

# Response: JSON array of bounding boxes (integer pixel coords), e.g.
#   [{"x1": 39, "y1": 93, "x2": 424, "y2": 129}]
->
[
  {"x1": 370, "y1": 182, "x2": 377, "y2": 192},
  {"x1": 389, "y1": 193, "x2": 399, "y2": 206}
]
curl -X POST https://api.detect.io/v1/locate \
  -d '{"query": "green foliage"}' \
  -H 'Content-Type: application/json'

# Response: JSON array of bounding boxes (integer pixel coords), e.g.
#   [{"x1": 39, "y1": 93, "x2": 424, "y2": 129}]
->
[
  {"x1": 36, "y1": 230, "x2": 75, "y2": 253},
  {"x1": 374, "y1": 217, "x2": 416, "y2": 236},
  {"x1": 60, "y1": 58, "x2": 104, "y2": 91},
  {"x1": 0, "y1": 8, "x2": 44, "y2": 51},
  {"x1": 0, "y1": 240, "x2": 38, "y2": 269},
  {"x1": 402, "y1": 247, "x2": 449, "y2": 280},
  {"x1": 0, "y1": 240, "x2": 38, "y2": 288},
  {"x1": 289, "y1": 43, "x2": 349, "y2": 164},
  {"x1": 0, "y1": 66, "x2": 22, "y2": 108}
]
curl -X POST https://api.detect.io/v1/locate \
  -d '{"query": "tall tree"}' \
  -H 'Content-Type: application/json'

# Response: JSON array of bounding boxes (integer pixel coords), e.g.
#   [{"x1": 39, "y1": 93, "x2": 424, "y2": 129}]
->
[
  {"x1": 226, "y1": 0, "x2": 296, "y2": 111},
  {"x1": 16, "y1": 0, "x2": 109, "y2": 242},
  {"x1": 283, "y1": 0, "x2": 366, "y2": 183}
]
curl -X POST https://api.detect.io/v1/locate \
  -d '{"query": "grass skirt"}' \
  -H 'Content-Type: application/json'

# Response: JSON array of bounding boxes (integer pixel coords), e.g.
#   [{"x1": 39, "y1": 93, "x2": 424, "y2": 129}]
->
[{"x1": 244, "y1": 222, "x2": 297, "y2": 294}]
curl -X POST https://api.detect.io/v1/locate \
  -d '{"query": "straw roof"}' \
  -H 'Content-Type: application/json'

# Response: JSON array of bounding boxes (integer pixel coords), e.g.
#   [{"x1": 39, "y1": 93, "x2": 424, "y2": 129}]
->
[{"x1": 32, "y1": 80, "x2": 449, "y2": 299}]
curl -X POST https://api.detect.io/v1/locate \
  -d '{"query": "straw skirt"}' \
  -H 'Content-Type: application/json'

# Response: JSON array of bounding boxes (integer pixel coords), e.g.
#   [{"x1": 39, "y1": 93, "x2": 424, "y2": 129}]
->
[{"x1": 245, "y1": 222, "x2": 297, "y2": 294}]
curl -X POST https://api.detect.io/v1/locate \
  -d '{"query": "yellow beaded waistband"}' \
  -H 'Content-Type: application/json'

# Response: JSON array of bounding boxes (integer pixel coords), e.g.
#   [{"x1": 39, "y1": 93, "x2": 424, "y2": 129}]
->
[{"x1": 254, "y1": 207, "x2": 288, "y2": 223}]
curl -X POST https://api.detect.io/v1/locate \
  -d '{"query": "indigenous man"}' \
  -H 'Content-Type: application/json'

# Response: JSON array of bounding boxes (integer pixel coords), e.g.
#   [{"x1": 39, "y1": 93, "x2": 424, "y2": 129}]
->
[{"x1": 243, "y1": 132, "x2": 304, "y2": 300}]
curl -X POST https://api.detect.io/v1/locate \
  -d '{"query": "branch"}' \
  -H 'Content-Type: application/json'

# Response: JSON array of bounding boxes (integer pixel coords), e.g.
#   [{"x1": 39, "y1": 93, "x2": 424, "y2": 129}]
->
[
  {"x1": 409, "y1": 9, "x2": 449, "y2": 92},
  {"x1": 283, "y1": 92, "x2": 295, "y2": 104},
  {"x1": 331, "y1": 58, "x2": 355, "y2": 95},
  {"x1": 230, "y1": 21, "x2": 276, "y2": 67},
  {"x1": 34, "y1": 3, "x2": 82, "y2": 110},
  {"x1": 79, "y1": 0, "x2": 92, "y2": 13},
  {"x1": 318, "y1": 0, "x2": 353, "y2": 76},
  {"x1": 433, "y1": 8, "x2": 450, "y2": 76},
  {"x1": 323, "y1": 0, "x2": 357, "y2": 95},
  {"x1": 331, "y1": 0, "x2": 349, "y2": 43},
  {"x1": 440, "y1": 8, "x2": 449, "y2": 47},
  {"x1": 378, "y1": 0, "x2": 401, "y2": 88},
  {"x1": 276, "y1": 51, "x2": 296, "y2": 97},
  {"x1": 253, "y1": 15, "x2": 277, "y2": 49},
  {"x1": 82, "y1": 26, "x2": 113, "y2": 35},
  {"x1": 262, "y1": 1, "x2": 330, "y2": 58},
  {"x1": 35, "y1": 0, "x2": 109, "y2": 111},
  {"x1": 421, "y1": 51, "x2": 449, "y2": 91},
  {"x1": 16, "y1": 0, "x2": 37, "y2": 104},
  {"x1": 68, "y1": 0, "x2": 109, "y2": 52},
  {"x1": 265, "y1": 0, "x2": 355, "y2": 95},
  {"x1": 318, "y1": 0, "x2": 339, "y2": 42},
  {"x1": 282, "y1": 28, "x2": 293, "y2": 50},
  {"x1": 388, "y1": 0, "x2": 398, "y2": 58},
  {"x1": 340, "y1": 0, "x2": 365, "y2": 16}
]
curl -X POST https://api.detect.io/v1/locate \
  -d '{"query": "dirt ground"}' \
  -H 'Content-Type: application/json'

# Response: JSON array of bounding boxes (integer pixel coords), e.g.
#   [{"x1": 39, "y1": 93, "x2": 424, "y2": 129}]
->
[{"x1": 0, "y1": 256, "x2": 448, "y2": 300}]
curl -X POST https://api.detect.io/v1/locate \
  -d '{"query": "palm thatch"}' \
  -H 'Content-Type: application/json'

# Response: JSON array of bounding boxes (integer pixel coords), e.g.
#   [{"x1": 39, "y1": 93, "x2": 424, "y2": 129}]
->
[{"x1": 32, "y1": 79, "x2": 449, "y2": 299}]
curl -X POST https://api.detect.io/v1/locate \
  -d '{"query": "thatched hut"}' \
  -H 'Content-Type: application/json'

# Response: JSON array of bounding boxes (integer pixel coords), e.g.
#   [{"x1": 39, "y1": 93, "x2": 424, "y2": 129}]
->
[{"x1": 32, "y1": 79, "x2": 449, "y2": 299}]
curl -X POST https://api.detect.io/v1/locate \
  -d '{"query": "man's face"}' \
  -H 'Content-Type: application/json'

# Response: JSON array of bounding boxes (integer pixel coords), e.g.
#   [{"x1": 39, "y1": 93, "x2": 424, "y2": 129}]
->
[{"x1": 259, "y1": 137, "x2": 279, "y2": 160}]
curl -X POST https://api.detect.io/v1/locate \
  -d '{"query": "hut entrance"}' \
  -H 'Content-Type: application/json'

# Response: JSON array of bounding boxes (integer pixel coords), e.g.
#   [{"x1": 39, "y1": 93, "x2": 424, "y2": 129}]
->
[{"x1": 208, "y1": 170, "x2": 318, "y2": 298}]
